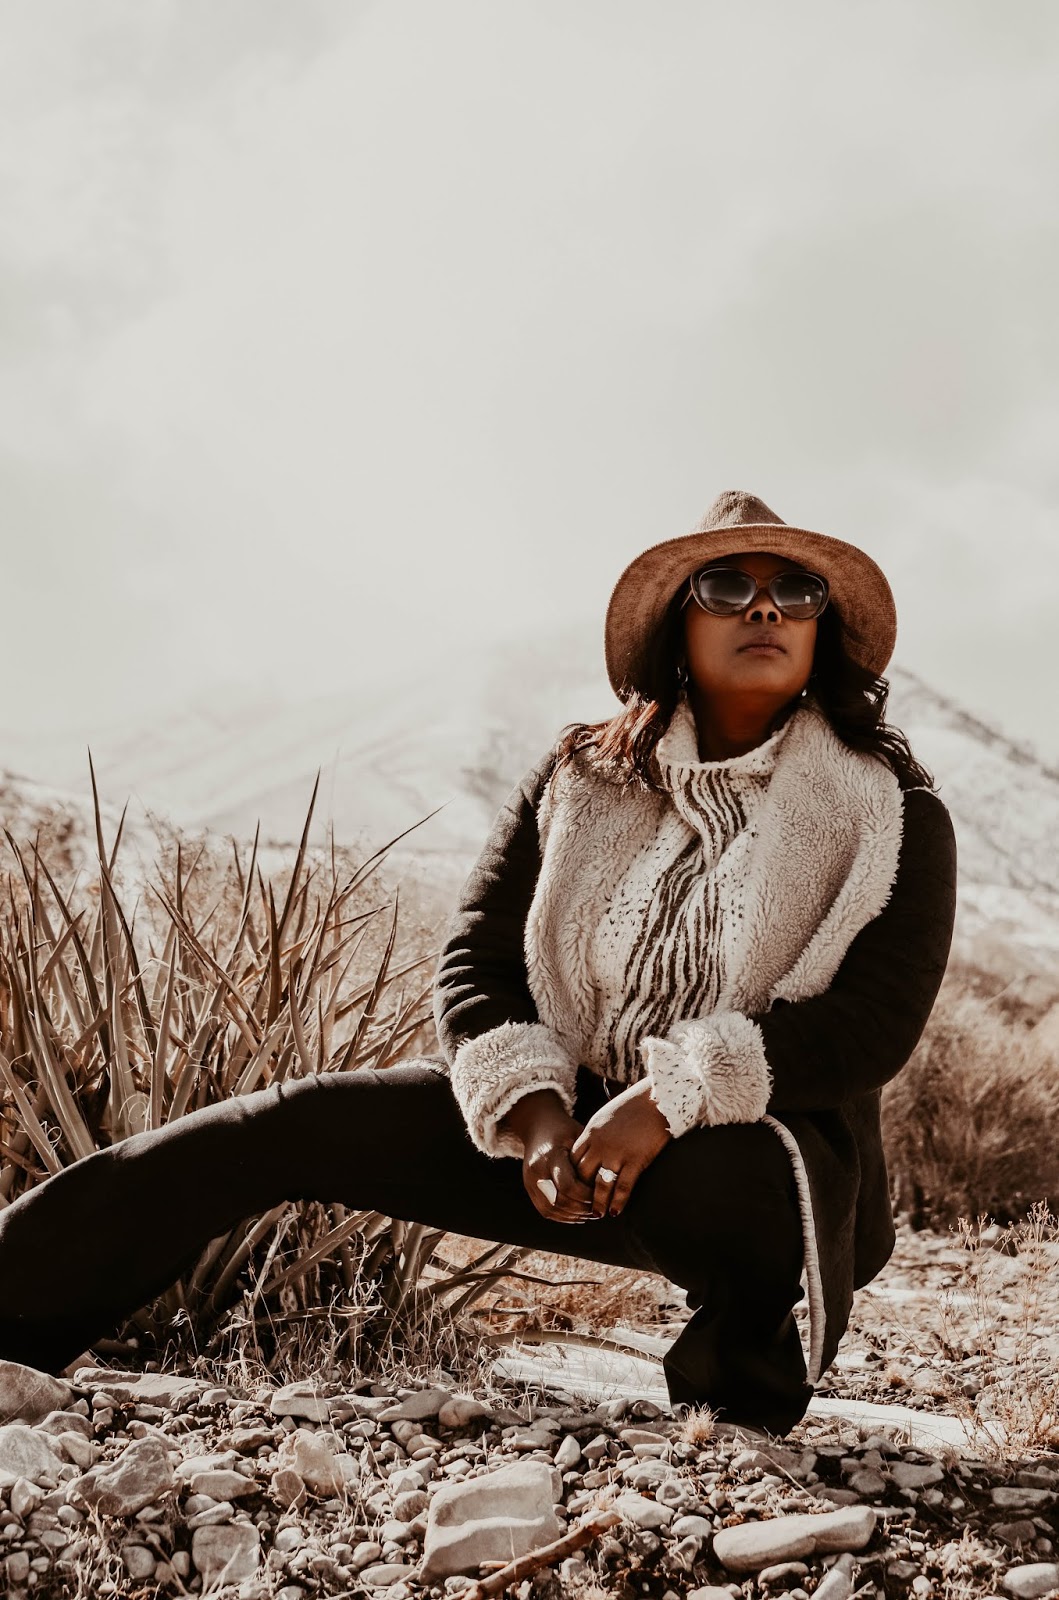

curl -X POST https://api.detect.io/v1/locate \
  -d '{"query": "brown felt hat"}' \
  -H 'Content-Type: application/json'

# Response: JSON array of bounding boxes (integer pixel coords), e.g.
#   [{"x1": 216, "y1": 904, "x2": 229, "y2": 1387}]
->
[{"x1": 604, "y1": 489, "x2": 897, "y2": 702}]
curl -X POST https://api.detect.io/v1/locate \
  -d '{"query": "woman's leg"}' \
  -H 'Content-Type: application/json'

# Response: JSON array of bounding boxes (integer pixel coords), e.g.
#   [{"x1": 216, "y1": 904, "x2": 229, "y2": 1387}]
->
[
  {"x1": 0, "y1": 1060, "x2": 582, "y2": 1376},
  {"x1": 0, "y1": 1062, "x2": 812, "y2": 1434},
  {"x1": 616, "y1": 1119, "x2": 814, "y2": 1436}
]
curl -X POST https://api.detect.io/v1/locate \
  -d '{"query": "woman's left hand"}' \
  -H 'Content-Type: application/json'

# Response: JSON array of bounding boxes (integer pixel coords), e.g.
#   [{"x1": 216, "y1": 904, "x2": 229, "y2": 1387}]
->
[{"x1": 569, "y1": 1078, "x2": 673, "y2": 1219}]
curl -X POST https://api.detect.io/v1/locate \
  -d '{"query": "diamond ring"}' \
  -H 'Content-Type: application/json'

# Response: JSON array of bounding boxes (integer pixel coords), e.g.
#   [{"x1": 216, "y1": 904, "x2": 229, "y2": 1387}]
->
[{"x1": 597, "y1": 1167, "x2": 619, "y2": 1185}]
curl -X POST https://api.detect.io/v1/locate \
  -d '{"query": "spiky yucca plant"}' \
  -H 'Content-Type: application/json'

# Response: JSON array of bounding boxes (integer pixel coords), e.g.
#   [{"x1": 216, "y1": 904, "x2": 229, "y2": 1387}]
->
[{"x1": 0, "y1": 761, "x2": 532, "y2": 1376}]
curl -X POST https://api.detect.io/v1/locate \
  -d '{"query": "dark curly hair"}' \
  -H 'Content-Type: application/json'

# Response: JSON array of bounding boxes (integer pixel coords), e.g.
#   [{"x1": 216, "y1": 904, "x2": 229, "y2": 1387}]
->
[{"x1": 554, "y1": 585, "x2": 936, "y2": 793}]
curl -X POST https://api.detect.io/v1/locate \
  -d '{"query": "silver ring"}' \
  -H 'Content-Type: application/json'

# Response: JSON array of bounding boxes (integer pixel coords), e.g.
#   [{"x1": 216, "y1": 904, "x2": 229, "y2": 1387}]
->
[{"x1": 597, "y1": 1167, "x2": 619, "y2": 1185}]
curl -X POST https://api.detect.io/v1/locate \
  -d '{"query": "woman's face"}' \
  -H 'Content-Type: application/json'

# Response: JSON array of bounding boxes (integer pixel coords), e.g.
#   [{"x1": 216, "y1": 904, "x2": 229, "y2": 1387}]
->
[{"x1": 682, "y1": 549, "x2": 818, "y2": 703}]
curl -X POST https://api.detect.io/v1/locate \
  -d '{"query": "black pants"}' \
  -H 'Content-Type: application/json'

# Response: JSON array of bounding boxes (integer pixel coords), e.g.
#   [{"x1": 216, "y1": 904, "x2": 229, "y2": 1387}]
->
[{"x1": 0, "y1": 1062, "x2": 813, "y2": 1435}]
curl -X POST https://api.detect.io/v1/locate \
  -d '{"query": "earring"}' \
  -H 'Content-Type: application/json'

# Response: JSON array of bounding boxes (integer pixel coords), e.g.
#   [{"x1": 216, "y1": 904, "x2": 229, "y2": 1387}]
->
[{"x1": 676, "y1": 661, "x2": 689, "y2": 688}]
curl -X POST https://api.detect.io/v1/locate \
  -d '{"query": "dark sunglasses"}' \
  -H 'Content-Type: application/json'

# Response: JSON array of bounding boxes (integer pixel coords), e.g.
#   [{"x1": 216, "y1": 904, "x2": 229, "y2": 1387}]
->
[{"x1": 682, "y1": 565, "x2": 830, "y2": 620}]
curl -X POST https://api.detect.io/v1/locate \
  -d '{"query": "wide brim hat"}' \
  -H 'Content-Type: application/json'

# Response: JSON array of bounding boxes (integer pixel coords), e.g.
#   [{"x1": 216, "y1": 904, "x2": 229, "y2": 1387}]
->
[{"x1": 605, "y1": 489, "x2": 897, "y2": 702}]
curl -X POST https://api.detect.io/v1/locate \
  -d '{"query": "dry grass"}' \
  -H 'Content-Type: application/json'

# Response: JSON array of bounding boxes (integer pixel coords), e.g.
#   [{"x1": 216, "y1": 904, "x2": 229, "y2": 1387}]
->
[
  {"x1": 0, "y1": 771, "x2": 527, "y2": 1382},
  {"x1": 883, "y1": 960, "x2": 1059, "y2": 1227}
]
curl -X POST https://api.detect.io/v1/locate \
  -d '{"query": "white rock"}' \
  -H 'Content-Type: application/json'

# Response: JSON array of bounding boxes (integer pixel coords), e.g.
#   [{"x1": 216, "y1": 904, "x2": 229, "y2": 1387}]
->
[
  {"x1": 553, "y1": 1434, "x2": 582, "y2": 1472},
  {"x1": 613, "y1": 1490, "x2": 675, "y2": 1531},
  {"x1": 1002, "y1": 1565, "x2": 1059, "y2": 1600},
  {"x1": 394, "y1": 1489, "x2": 429, "y2": 1521},
  {"x1": 713, "y1": 1506, "x2": 876, "y2": 1573},
  {"x1": 277, "y1": 1428, "x2": 359, "y2": 1494},
  {"x1": 191, "y1": 1522, "x2": 260, "y2": 1584},
  {"x1": 176, "y1": 1450, "x2": 241, "y2": 1479},
  {"x1": 0, "y1": 1362, "x2": 72, "y2": 1425},
  {"x1": 622, "y1": 1458, "x2": 675, "y2": 1490},
  {"x1": 0, "y1": 1424, "x2": 65, "y2": 1486},
  {"x1": 421, "y1": 1459, "x2": 560, "y2": 1581},
  {"x1": 655, "y1": 1477, "x2": 701, "y2": 1513},
  {"x1": 67, "y1": 1436, "x2": 176, "y2": 1516},
  {"x1": 437, "y1": 1396, "x2": 493, "y2": 1430}
]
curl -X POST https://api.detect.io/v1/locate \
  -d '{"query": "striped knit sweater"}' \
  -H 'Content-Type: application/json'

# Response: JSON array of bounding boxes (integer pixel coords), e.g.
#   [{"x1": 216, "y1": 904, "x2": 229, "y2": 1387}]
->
[{"x1": 588, "y1": 692, "x2": 794, "y2": 1085}]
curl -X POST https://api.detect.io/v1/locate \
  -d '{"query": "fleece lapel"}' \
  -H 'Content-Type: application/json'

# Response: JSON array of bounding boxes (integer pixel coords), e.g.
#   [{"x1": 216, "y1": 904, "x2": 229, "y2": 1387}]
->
[{"x1": 719, "y1": 699, "x2": 904, "y2": 1015}]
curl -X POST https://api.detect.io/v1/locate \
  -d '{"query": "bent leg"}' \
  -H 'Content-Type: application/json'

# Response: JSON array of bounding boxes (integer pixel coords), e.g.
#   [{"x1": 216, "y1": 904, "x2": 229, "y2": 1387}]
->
[
  {"x1": 619, "y1": 1120, "x2": 813, "y2": 1436},
  {"x1": 0, "y1": 1062, "x2": 630, "y2": 1374}
]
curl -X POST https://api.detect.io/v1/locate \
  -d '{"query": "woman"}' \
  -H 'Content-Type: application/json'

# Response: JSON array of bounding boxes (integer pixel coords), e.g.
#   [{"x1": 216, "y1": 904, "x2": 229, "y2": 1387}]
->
[{"x1": 0, "y1": 490, "x2": 957, "y2": 1439}]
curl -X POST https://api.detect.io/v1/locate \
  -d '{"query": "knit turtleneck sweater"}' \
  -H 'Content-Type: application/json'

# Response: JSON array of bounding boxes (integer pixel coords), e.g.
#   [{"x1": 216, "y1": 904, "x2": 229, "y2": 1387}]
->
[{"x1": 587, "y1": 690, "x2": 798, "y2": 1084}]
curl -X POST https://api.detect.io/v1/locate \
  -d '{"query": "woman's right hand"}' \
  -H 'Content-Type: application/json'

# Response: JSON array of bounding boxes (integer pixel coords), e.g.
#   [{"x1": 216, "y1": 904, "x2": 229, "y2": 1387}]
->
[{"x1": 501, "y1": 1090, "x2": 597, "y2": 1224}]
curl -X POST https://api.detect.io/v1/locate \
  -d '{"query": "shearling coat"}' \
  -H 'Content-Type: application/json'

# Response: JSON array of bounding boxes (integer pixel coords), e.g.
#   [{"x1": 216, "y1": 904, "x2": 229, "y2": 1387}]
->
[{"x1": 432, "y1": 693, "x2": 958, "y2": 1385}]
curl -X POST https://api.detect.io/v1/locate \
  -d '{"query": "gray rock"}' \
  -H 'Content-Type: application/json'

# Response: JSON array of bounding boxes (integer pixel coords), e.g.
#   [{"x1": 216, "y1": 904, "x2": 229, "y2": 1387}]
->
[
  {"x1": 36, "y1": 1409, "x2": 92, "y2": 1439},
  {"x1": 0, "y1": 1364, "x2": 73, "y2": 1426},
  {"x1": 848, "y1": 1470, "x2": 887, "y2": 1496},
  {"x1": 276, "y1": 1428, "x2": 359, "y2": 1494},
  {"x1": 377, "y1": 1388, "x2": 452, "y2": 1423},
  {"x1": 686, "y1": 1589, "x2": 740, "y2": 1599},
  {"x1": 1001, "y1": 1566, "x2": 1059, "y2": 1600},
  {"x1": 359, "y1": 1562, "x2": 417, "y2": 1585},
  {"x1": 351, "y1": 1540, "x2": 385, "y2": 1569},
  {"x1": 176, "y1": 1449, "x2": 241, "y2": 1479},
  {"x1": 0, "y1": 1424, "x2": 65, "y2": 1486},
  {"x1": 713, "y1": 1506, "x2": 876, "y2": 1573},
  {"x1": 889, "y1": 1461, "x2": 945, "y2": 1490},
  {"x1": 121, "y1": 1544, "x2": 156, "y2": 1580},
  {"x1": 420, "y1": 1459, "x2": 561, "y2": 1581},
  {"x1": 72, "y1": 1368, "x2": 206, "y2": 1411},
  {"x1": 54, "y1": 1431, "x2": 95, "y2": 1469},
  {"x1": 672, "y1": 1514, "x2": 713, "y2": 1540},
  {"x1": 191, "y1": 1522, "x2": 260, "y2": 1584},
  {"x1": 613, "y1": 1490, "x2": 674, "y2": 1530},
  {"x1": 10, "y1": 1477, "x2": 43, "y2": 1518},
  {"x1": 5, "y1": 1552, "x2": 31, "y2": 1585},
  {"x1": 394, "y1": 1489, "x2": 430, "y2": 1521},
  {"x1": 994, "y1": 1521, "x2": 1039, "y2": 1548},
  {"x1": 437, "y1": 1396, "x2": 493, "y2": 1430},
  {"x1": 188, "y1": 1469, "x2": 257, "y2": 1500},
  {"x1": 553, "y1": 1434, "x2": 582, "y2": 1472},
  {"x1": 622, "y1": 1458, "x2": 675, "y2": 1490},
  {"x1": 67, "y1": 1435, "x2": 176, "y2": 1516},
  {"x1": 813, "y1": 1555, "x2": 857, "y2": 1600},
  {"x1": 187, "y1": 1500, "x2": 235, "y2": 1527},
  {"x1": 655, "y1": 1476, "x2": 701, "y2": 1513},
  {"x1": 268, "y1": 1382, "x2": 331, "y2": 1423},
  {"x1": 993, "y1": 1487, "x2": 1056, "y2": 1511},
  {"x1": 759, "y1": 1562, "x2": 811, "y2": 1584}
]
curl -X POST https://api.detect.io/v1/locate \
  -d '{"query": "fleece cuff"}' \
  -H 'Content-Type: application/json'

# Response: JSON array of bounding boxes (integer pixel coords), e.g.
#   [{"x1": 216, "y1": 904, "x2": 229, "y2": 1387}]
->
[
  {"x1": 639, "y1": 1012, "x2": 772, "y2": 1138},
  {"x1": 449, "y1": 1022, "x2": 579, "y2": 1159}
]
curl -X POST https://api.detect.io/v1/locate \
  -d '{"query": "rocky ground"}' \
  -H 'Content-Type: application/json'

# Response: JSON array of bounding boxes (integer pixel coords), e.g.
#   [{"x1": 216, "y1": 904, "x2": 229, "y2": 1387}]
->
[{"x1": 0, "y1": 1220, "x2": 1056, "y2": 1600}]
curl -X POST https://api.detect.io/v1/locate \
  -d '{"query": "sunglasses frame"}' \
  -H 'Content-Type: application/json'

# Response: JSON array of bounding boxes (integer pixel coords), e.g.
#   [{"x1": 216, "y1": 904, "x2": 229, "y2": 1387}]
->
[{"x1": 681, "y1": 564, "x2": 830, "y2": 620}]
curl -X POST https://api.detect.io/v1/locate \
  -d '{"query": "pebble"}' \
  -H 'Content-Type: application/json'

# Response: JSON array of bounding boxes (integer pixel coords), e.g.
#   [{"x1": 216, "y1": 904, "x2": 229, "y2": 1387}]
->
[
  {"x1": 613, "y1": 1489, "x2": 675, "y2": 1530},
  {"x1": 994, "y1": 1520, "x2": 1039, "y2": 1548},
  {"x1": 0, "y1": 1362, "x2": 72, "y2": 1426},
  {"x1": 359, "y1": 1561, "x2": 417, "y2": 1585},
  {"x1": 890, "y1": 1461, "x2": 945, "y2": 1490},
  {"x1": 437, "y1": 1396, "x2": 493, "y2": 1430},
  {"x1": 191, "y1": 1522, "x2": 261, "y2": 1583},
  {"x1": 1001, "y1": 1566, "x2": 1059, "y2": 1600},
  {"x1": 0, "y1": 1424, "x2": 65, "y2": 1486},
  {"x1": 377, "y1": 1388, "x2": 452, "y2": 1423},
  {"x1": 67, "y1": 1435, "x2": 176, "y2": 1516},
  {"x1": 713, "y1": 1506, "x2": 876, "y2": 1573},
  {"x1": 121, "y1": 1543, "x2": 156, "y2": 1580},
  {"x1": 553, "y1": 1434, "x2": 582, "y2": 1471},
  {"x1": 269, "y1": 1383, "x2": 331, "y2": 1423},
  {"x1": 993, "y1": 1487, "x2": 1056, "y2": 1510}
]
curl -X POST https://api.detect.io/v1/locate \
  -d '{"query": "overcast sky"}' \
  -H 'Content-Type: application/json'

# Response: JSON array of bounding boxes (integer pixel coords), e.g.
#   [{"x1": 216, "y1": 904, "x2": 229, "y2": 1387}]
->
[{"x1": 1, "y1": 0, "x2": 1057, "y2": 774}]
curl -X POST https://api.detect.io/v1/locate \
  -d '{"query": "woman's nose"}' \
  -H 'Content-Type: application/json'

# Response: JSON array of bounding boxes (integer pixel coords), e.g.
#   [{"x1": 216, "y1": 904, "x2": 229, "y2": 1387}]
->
[{"x1": 743, "y1": 582, "x2": 781, "y2": 620}]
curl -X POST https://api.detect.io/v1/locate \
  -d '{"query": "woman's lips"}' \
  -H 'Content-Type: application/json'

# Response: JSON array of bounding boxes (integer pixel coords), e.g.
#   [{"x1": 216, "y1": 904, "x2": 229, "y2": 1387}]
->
[{"x1": 739, "y1": 644, "x2": 785, "y2": 654}]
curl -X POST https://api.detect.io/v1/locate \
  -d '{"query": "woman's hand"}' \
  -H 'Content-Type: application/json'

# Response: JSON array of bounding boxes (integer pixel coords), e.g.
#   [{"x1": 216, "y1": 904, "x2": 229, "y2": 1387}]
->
[
  {"x1": 569, "y1": 1078, "x2": 672, "y2": 1218},
  {"x1": 500, "y1": 1090, "x2": 596, "y2": 1224}
]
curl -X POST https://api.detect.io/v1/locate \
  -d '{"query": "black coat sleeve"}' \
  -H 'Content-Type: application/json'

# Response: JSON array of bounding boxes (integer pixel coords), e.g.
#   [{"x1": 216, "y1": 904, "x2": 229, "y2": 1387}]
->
[
  {"x1": 432, "y1": 739, "x2": 562, "y2": 1063},
  {"x1": 754, "y1": 787, "x2": 958, "y2": 1115}
]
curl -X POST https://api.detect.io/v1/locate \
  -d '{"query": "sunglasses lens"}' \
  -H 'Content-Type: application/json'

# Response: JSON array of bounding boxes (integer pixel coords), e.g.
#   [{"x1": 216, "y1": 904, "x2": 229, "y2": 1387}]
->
[
  {"x1": 691, "y1": 569, "x2": 756, "y2": 613},
  {"x1": 771, "y1": 571, "x2": 828, "y2": 618}
]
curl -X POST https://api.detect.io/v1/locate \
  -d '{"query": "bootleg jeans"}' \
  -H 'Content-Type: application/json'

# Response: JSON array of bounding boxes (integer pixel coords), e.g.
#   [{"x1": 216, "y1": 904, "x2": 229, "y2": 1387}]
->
[{"x1": 0, "y1": 1061, "x2": 814, "y2": 1436}]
